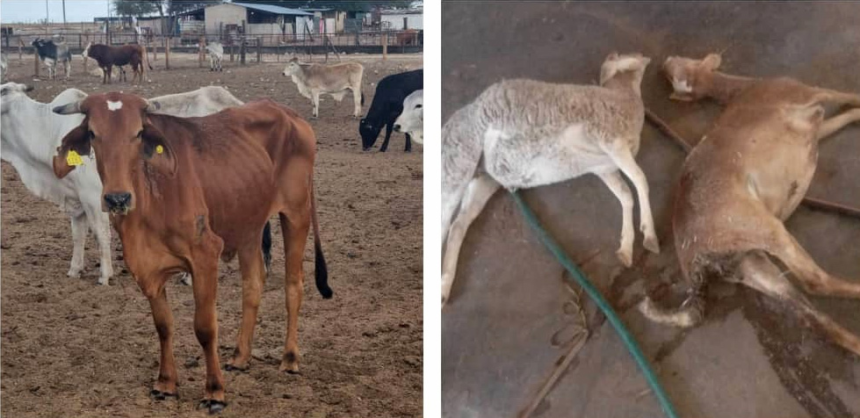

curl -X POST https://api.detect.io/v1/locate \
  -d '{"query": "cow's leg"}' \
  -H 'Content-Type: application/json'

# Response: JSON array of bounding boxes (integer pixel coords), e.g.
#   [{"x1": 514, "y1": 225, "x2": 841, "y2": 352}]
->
[
  {"x1": 735, "y1": 252, "x2": 860, "y2": 356},
  {"x1": 442, "y1": 174, "x2": 499, "y2": 306},
  {"x1": 352, "y1": 87, "x2": 362, "y2": 117},
  {"x1": 67, "y1": 213, "x2": 88, "y2": 279},
  {"x1": 404, "y1": 133, "x2": 412, "y2": 152},
  {"x1": 598, "y1": 170, "x2": 635, "y2": 267},
  {"x1": 817, "y1": 108, "x2": 860, "y2": 142},
  {"x1": 312, "y1": 91, "x2": 320, "y2": 118},
  {"x1": 104, "y1": 66, "x2": 110, "y2": 84},
  {"x1": 226, "y1": 241, "x2": 266, "y2": 371},
  {"x1": 278, "y1": 186, "x2": 311, "y2": 373},
  {"x1": 601, "y1": 138, "x2": 660, "y2": 254},
  {"x1": 64, "y1": 59, "x2": 71, "y2": 79},
  {"x1": 766, "y1": 221, "x2": 860, "y2": 298},
  {"x1": 81, "y1": 194, "x2": 113, "y2": 284},
  {"x1": 379, "y1": 120, "x2": 394, "y2": 152},
  {"x1": 148, "y1": 284, "x2": 179, "y2": 399},
  {"x1": 190, "y1": 254, "x2": 227, "y2": 413}
]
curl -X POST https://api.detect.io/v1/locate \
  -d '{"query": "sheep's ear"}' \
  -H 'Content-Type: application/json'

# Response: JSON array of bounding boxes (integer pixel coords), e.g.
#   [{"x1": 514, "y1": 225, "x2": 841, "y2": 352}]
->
[{"x1": 700, "y1": 54, "x2": 722, "y2": 71}]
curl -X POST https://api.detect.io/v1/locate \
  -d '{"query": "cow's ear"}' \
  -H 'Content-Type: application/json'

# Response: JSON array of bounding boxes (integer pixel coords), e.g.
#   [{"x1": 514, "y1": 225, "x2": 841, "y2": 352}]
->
[
  {"x1": 53, "y1": 120, "x2": 92, "y2": 179},
  {"x1": 141, "y1": 122, "x2": 177, "y2": 177}
]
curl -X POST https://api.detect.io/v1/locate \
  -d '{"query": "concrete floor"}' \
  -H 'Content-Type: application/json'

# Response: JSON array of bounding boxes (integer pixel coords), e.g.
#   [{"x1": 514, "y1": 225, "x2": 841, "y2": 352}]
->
[{"x1": 441, "y1": 3, "x2": 860, "y2": 418}]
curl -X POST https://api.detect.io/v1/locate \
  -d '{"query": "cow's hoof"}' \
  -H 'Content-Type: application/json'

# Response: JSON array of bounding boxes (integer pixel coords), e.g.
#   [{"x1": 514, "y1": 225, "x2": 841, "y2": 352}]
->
[
  {"x1": 279, "y1": 352, "x2": 300, "y2": 374},
  {"x1": 616, "y1": 249, "x2": 633, "y2": 268},
  {"x1": 150, "y1": 389, "x2": 178, "y2": 401},
  {"x1": 97, "y1": 277, "x2": 110, "y2": 286},
  {"x1": 67, "y1": 269, "x2": 82, "y2": 279},
  {"x1": 643, "y1": 235, "x2": 661, "y2": 254},
  {"x1": 198, "y1": 399, "x2": 226, "y2": 415}
]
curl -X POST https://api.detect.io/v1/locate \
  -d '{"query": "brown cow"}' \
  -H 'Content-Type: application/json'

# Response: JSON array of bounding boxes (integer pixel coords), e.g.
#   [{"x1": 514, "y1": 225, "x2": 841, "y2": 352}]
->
[
  {"x1": 83, "y1": 42, "x2": 153, "y2": 84},
  {"x1": 396, "y1": 29, "x2": 420, "y2": 46},
  {"x1": 52, "y1": 92, "x2": 332, "y2": 414}
]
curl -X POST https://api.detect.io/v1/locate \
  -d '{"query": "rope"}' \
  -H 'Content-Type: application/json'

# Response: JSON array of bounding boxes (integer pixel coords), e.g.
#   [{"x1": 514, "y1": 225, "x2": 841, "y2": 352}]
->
[{"x1": 510, "y1": 190, "x2": 680, "y2": 418}]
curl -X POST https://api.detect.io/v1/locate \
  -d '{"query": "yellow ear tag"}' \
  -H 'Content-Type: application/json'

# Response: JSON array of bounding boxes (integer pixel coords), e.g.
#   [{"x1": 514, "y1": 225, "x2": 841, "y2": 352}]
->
[
  {"x1": 156, "y1": 145, "x2": 164, "y2": 155},
  {"x1": 66, "y1": 150, "x2": 83, "y2": 167}
]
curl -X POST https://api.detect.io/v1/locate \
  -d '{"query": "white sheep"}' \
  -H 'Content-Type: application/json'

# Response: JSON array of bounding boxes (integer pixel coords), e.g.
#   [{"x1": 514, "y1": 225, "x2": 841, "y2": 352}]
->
[{"x1": 441, "y1": 53, "x2": 660, "y2": 306}]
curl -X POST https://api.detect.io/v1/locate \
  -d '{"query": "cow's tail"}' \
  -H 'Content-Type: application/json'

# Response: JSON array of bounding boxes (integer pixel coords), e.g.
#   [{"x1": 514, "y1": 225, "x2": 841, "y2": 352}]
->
[
  {"x1": 310, "y1": 179, "x2": 332, "y2": 299},
  {"x1": 261, "y1": 221, "x2": 273, "y2": 273}
]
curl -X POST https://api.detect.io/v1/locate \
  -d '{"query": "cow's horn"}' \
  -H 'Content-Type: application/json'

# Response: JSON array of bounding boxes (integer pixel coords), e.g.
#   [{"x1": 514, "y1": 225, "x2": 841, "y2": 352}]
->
[
  {"x1": 144, "y1": 100, "x2": 162, "y2": 112},
  {"x1": 53, "y1": 100, "x2": 83, "y2": 115}
]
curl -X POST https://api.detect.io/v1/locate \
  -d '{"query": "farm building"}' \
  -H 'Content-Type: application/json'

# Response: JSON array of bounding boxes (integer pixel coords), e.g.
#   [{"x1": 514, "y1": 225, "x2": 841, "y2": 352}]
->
[
  {"x1": 380, "y1": 8, "x2": 423, "y2": 30},
  {"x1": 203, "y1": 2, "x2": 313, "y2": 38}
]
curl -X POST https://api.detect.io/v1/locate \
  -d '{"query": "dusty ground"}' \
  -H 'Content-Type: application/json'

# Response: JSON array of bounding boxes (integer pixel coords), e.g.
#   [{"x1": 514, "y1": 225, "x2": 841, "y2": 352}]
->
[
  {"x1": 1, "y1": 53, "x2": 423, "y2": 418},
  {"x1": 442, "y1": 3, "x2": 860, "y2": 418}
]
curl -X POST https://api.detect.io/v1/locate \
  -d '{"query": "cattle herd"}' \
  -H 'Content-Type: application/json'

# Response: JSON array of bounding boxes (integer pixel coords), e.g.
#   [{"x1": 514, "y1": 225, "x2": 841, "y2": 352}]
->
[{"x1": 1, "y1": 40, "x2": 422, "y2": 415}]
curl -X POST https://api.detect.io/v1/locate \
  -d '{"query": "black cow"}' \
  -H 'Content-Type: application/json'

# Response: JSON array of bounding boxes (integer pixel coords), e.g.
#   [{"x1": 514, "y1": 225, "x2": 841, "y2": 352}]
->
[
  {"x1": 32, "y1": 38, "x2": 72, "y2": 79},
  {"x1": 359, "y1": 69, "x2": 423, "y2": 152}
]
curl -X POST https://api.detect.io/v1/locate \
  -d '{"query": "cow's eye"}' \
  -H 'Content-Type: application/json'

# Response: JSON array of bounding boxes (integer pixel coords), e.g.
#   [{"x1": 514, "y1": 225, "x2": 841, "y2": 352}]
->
[
  {"x1": 136, "y1": 129, "x2": 143, "y2": 138},
  {"x1": 415, "y1": 104, "x2": 422, "y2": 109}
]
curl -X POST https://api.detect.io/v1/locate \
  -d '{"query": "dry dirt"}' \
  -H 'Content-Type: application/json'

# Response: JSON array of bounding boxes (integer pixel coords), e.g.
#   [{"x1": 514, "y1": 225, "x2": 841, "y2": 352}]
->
[{"x1": 1, "y1": 53, "x2": 423, "y2": 418}]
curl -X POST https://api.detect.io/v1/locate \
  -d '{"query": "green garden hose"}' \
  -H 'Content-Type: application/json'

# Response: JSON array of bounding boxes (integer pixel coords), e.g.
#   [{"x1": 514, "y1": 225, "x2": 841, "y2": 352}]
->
[{"x1": 510, "y1": 190, "x2": 680, "y2": 418}]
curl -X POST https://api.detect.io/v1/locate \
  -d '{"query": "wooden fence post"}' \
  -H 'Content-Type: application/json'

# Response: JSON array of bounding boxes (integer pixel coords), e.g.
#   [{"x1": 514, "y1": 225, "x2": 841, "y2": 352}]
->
[
  {"x1": 256, "y1": 37, "x2": 261, "y2": 63},
  {"x1": 382, "y1": 31, "x2": 388, "y2": 60},
  {"x1": 34, "y1": 48, "x2": 40, "y2": 78},
  {"x1": 165, "y1": 37, "x2": 170, "y2": 69},
  {"x1": 230, "y1": 43, "x2": 234, "y2": 62},
  {"x1": 198, "y1": 36, "x2": 205, "y2": 68}
]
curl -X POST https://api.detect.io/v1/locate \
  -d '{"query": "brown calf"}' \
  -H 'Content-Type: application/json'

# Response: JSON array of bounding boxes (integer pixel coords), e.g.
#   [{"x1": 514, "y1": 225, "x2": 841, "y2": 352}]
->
[
  {"x1": 84, "y1": 42, "x2": 153, "y2": 84},
  {"x1": 52, "y1": 93, "x2": 332, "y2": 414},
  {"x1": 640, "y1": 53, "x2": 860, "y2": 356}
]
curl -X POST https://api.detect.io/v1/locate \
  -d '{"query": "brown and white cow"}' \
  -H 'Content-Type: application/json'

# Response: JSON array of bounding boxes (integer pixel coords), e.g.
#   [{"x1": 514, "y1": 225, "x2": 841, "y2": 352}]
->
[
  {"x1": 52, "y1": 92, "x2": 332, "y2": 413},
  {"x1": 83, "y1": 42, "x2": 152, "y2": 84}
]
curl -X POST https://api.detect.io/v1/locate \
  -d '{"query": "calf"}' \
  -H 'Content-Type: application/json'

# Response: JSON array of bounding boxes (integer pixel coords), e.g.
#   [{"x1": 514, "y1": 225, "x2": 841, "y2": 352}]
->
[
  {"x1": 640, "y1": 53, "x2": 860, "y2": 356},
  {"x1": 32, "y1": 38, "x2": 72, "y2": 80},
  {"x1": 0, "y1": 53, "x2": 7, "y2": 81},
  {"x1": 360, "y1": 69, "x2": 422, "y2": 152},
  {"x1": 394, "y1": 89, "x2": 423, "y2": 144},
  {"x1": 52, "y1": 93, "x2": 331, "y2": 413},
  {"x1": 441, "y1": 53, "x2": 659, "y2": 305},
  {"x1": 282, "y1": 57, "x2": 364, "y2": 118},
  {"x1": 83, "y1": 42, "x2": 152, "y2": 84},
  {"x1": 1, "y1": 84, "x2": 249, "y2": 286},
  {"x1": 206, "y1": 42, "x2": 224, "y2": 72}
]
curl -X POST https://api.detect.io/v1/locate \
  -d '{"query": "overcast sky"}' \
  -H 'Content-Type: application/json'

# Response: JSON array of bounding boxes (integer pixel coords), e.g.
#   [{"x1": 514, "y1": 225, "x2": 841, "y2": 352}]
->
[{"x1": 1, "y1": 0, "x2": 116, "y2": 24}]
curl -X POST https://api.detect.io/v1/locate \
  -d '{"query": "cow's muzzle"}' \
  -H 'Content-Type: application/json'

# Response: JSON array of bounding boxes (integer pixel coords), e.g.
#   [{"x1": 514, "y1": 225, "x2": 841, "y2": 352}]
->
[{"x1": 104, "y1": 192, "x2": 132, "y2": 214}]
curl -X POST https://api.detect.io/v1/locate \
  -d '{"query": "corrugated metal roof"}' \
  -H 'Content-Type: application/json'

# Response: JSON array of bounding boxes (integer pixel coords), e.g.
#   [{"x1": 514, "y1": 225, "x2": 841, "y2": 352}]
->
[{"x1": 232, "y1": 2, "x2": 313, "y2": 16}]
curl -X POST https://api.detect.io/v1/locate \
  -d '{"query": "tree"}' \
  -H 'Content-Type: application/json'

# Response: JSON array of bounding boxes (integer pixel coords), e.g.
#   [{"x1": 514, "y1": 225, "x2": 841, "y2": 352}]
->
[
  {"x1": 233, "y1": 1, "x2": 414, "y2": 12},
  {"x1": 113, "y1": 0, "x2": 161, "y2": 17}
]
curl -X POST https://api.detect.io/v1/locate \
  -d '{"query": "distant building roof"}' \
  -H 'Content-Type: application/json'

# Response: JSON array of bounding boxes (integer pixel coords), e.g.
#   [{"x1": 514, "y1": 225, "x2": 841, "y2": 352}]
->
[
  {"x1": 232, "y1": 2, "x2": 314, "y2": 16},
  {"x1": 381, "y1": 8, "x2": 423, "y2": 15}
]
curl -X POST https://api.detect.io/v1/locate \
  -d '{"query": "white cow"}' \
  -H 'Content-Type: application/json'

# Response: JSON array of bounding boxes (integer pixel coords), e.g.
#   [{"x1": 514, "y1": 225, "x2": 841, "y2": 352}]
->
[
  {"x1": 0, "y1": 83, "x2": 244, "y2": 285},
  {"x1": 394, "y1": 89, "x2": 423, "y2": 144},
  {"x1": 282, "y1": 57, "x2": 364, "y2": 118},
  {"x1": 0, "y1": 53, "x2": 7, "y2": 81},
  {"x1": 205, "y1": 42, "x2": 224, "y2": 72}
]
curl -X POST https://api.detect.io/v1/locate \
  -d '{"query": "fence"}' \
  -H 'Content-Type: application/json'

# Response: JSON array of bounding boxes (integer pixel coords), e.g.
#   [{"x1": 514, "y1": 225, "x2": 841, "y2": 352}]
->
[{"x1": 1, "y1": 29, "x2": 423, "y2": 56}]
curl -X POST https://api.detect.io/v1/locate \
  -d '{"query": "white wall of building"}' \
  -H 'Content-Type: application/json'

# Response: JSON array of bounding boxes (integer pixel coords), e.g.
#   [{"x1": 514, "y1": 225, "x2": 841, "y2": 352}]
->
[{"x1": 381, "y1": 13, "x2": 423, "y2": 30}]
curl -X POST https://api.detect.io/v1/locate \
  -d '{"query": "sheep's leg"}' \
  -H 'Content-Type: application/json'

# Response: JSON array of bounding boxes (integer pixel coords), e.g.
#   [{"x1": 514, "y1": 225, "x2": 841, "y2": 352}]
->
[
  {"x1": 765, "y1": 221, "x2": 860, "y2": 299},
  {"x1": 598, "y1": 171, "x2": 635, "y2": 267},
  {"x1": 736, "y1": 251, "x2": 860, "y2": 356},
  {"x1": 442, "y1": 174, "x2": 500, "y2": 307},
  {"x1": 816, "y1": 108, "x2": 860, "y2": 142},
  {"x1": 601, "y1": 139, "x2": 660, "y2": 254}
]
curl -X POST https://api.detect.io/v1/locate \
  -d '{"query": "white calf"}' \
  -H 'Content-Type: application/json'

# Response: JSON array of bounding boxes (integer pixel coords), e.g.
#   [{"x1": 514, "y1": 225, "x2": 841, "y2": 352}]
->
[
  {"x1": 394, "y1": 89, "x2": 423, "y2": 144},
  {"x1": 206, "y1": 42, "x2": 224, "y2": 72},
  {"x1": 282, "y1": 57, "x2": 364, "y2": 118}
]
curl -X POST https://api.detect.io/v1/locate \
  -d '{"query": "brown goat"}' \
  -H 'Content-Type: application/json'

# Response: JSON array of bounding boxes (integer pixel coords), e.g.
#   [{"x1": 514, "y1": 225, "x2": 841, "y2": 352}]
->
[{"x1": 640, "y1": 53, "x2": 860, "y2": 356}]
